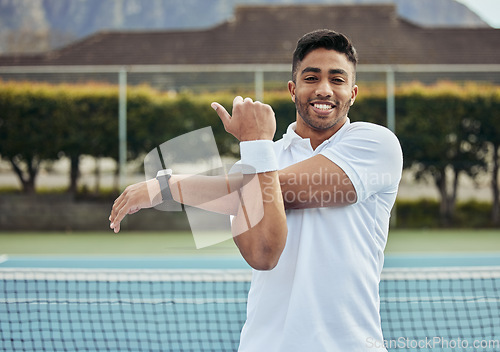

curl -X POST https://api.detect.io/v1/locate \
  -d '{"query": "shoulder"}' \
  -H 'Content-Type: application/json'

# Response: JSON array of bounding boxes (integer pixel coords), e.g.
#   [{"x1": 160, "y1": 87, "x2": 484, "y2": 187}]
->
[
  {"x1": 322, "y1": 121, "x2": 403, "y2": 197},
  {"x1": 346, "y1": 121, "x2": 396, "y2": 138},
  {"x1": 343, "y1": 121, "x2": 401, "y2": 151},
  {"x1": 324, "y1": 121, "x2": 402, "y2": 171}
]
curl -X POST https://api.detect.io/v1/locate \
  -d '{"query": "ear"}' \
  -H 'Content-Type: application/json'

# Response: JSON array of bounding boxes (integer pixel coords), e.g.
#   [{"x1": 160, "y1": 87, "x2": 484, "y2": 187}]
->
[
  {"x1": 288, "y1": 81, "x2": 296, "y2": 103},
  {"x1": 350, "y1": 85, "x2": 359, "y2": 106}
]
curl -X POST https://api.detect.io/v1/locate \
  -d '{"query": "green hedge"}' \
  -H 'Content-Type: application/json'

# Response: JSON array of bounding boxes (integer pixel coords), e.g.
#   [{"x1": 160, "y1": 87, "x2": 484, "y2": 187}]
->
[
  {"x1": 396, "y1": 199, "x2": 494, "y2": 228},
  {"x1": 2, "y1": 80, "x2": 498, "y2": 160},
  {"x1": 1, "y1": 80, "x2": 499, "y2": 225}
]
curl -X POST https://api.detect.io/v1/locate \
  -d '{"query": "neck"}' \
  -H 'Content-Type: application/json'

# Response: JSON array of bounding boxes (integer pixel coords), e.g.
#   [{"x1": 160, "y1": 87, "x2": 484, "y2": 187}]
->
[{"x1": 295, "y1": 116, "x2": 347, "y2": 150}]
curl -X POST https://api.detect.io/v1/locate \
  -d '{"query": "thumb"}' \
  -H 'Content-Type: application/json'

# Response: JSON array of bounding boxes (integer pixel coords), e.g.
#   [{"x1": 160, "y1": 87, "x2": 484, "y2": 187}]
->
[{"x1": 211, "y1": 102, "x2": 232, "y2": 127}]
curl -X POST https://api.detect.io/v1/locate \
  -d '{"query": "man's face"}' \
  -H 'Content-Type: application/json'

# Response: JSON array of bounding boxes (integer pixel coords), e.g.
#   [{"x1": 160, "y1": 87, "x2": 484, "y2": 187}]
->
[{"x1": 288, "y1": 48, "x2": 358, "y2": 134}]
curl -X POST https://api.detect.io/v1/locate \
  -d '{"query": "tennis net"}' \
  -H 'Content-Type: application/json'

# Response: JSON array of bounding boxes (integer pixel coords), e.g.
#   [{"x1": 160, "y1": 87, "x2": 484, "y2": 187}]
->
[{"x1": 1, "y1": 267, "x2": 499, "y2": 352}]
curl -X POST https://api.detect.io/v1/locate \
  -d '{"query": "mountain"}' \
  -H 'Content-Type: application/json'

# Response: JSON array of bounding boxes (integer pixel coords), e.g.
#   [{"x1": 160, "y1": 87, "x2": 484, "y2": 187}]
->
[{"x1": 0, "y1": 0, "x2": 489, "y2": 54}]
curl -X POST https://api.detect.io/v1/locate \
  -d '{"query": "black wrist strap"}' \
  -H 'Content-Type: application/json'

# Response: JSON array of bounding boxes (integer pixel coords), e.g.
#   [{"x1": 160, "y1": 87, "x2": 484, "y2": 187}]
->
[{"x1": 156, "y1": 174, "x2": 173, "y2": 201}]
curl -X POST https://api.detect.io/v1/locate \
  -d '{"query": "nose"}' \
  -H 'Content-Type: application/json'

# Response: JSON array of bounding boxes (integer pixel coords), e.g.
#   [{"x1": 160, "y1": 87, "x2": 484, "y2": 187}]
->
[{"x1": 315, "y1": 79, "x2": 333, "y2": 98}]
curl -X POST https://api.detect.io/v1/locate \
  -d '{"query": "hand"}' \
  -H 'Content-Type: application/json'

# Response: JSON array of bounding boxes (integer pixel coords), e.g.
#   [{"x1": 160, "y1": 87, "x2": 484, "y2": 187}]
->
[
  {"x1": 109, "y1": 179, "x2": 162, "y2": 233},
  {"x1": 211, "y1": 96, "x2": 276, "y2": 141}
]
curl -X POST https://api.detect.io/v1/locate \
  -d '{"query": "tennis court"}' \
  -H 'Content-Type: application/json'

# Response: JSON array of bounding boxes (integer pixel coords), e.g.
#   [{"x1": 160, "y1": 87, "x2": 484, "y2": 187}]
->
[{"x1": 1, "y1": 232, "x2": 500, "y2": 351}]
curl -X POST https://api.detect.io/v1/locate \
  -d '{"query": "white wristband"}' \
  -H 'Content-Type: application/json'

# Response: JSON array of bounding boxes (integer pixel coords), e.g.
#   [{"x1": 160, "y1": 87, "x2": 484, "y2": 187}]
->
[{"x1": 240, "y1": 140, "x2": 278, "y2": 174}]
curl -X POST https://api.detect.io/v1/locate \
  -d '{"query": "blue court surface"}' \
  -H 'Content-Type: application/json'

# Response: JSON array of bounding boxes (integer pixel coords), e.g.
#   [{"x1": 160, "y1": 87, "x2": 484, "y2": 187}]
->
[
  {"x1": 1, "y1": 254, "x2": 500, "y2": 352},
  {"x1": 2, "y1": 253, "x2": 500, "y2": 269}
]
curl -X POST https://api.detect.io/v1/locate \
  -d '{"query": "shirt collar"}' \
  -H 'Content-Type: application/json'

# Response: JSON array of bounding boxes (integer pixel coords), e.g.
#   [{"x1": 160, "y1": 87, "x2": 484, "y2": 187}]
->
[
  {"x1": 282, "y1": 118, "x2": 351, "y2": 150},
  {"x1": 282, "y1": 122, "x2": 302, "y2": 150}
]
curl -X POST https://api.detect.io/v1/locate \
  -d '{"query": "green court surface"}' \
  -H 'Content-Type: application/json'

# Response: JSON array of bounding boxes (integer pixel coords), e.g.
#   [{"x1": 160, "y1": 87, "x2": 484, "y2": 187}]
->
[{"x1": 0, "y1": 229, "x2": 499, "y2": 256}]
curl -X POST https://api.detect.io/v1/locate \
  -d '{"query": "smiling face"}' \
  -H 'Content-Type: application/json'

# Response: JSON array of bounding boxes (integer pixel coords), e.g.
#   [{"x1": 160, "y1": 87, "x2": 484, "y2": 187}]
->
[{"x1": 288, "y1": 48, "x2": 358, "y2": 142}]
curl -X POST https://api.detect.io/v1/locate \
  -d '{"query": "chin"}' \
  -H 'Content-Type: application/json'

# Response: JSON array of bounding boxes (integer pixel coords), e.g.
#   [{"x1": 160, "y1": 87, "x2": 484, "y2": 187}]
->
[{"x1": 312, "y1": 116, "x2": 343, "y2": 130}]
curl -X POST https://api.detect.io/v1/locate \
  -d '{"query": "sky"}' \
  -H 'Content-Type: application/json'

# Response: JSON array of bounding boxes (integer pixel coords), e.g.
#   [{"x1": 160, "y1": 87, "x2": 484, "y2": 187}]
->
[{"x1": 455, "y1": 0, "x2": 500, "y2": 28}]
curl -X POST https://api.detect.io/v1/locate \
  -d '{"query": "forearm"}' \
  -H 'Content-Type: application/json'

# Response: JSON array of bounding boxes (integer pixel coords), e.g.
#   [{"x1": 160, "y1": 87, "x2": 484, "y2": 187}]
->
[
  {"x1": 232, "y1": 171, "x2": 287, "y2": 270},
  {"x1": 224, "y1": 139, "x2": 288, "y2": 270},
  {"x1": 151, "y1": 173, "x2": 244, "y2": 215}
]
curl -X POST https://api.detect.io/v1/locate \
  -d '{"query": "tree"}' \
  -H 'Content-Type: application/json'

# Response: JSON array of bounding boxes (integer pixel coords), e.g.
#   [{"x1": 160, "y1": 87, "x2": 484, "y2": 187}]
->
[
  {"x1": 61, "y1": 88, "x2": 119, "y2": 194},
  {"x1": 470, "y1": 89, "x2": 500, "y2": 224},
  {"x1": 397, "y1": 85, "x2": 485, "y2": 226},
  {"x1": 0, "y1": 83, "x2": 65, "y2": 192}
]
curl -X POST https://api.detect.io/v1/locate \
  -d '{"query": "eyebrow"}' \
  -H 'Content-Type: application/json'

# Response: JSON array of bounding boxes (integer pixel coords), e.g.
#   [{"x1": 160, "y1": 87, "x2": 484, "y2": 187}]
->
[{"x1": 300, "y1": 67, "x2": 348, "y2": 76}]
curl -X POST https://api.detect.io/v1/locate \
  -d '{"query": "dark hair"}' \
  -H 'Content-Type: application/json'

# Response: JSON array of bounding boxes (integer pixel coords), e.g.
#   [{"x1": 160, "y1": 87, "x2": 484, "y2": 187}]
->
[{"x1": 292, "y1": 29, "x2": 358, "y2": 82}]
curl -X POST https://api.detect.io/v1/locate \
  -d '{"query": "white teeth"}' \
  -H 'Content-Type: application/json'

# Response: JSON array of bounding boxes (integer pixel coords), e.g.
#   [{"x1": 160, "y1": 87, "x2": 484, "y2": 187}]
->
[{"x1": 314, "y1": 104, "x2": 332, "y2": 110}]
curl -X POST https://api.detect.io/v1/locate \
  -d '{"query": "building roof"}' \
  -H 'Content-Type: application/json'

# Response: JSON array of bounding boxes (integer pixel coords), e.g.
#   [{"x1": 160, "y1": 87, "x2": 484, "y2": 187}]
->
[{"x1": 0, "y1": 4, "x2": 498, "y2": 66}]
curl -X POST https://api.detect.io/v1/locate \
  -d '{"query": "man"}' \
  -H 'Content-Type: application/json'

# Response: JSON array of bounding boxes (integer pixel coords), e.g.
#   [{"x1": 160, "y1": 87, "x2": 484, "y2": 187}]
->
[{"x1": 110, "y1": 29, "x2": 402, "y2": 351}]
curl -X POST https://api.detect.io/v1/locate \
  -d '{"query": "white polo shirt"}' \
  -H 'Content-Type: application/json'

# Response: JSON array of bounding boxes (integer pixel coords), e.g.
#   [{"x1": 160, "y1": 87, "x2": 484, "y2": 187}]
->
[{"x1": 237, "y1": 119, "x2": 403, "y2": 352}]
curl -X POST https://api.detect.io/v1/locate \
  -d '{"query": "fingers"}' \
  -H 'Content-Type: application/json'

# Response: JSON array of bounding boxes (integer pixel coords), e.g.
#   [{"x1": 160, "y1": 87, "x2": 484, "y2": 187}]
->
[
  {"x1": 211, "y1": 97, "x2": 259, "y2": 124},
  {"x1": 109, "y1": 181, "x2": 152, "y2": 233},
  {"x1": 110, "y1": 201, "x2": 129, "y2": 233},
  {"x1": 212, "y1": 97, "x2": 271, "y2": 142},
  {"x1": 235, "y1": 96, "x2": 257, "y2": 105},
  {"x1": 109, "y1": 191, "x2": 124, "y2": 222},
  {"x1": 109, "y1": 189, "x2": 129, "y2": 233},
  {"x1": 235, "y1": 95, "x2": 257, "y2": 105},
  {"x1": 211, "y1": 102, "x2": 232, "y2": 128}
]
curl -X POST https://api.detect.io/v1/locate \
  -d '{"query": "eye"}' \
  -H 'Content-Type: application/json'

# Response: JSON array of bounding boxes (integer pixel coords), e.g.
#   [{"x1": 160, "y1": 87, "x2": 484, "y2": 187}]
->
[
  {"x1": 331, "y1": 77, "x2": 346, "y2": 84},
  {"x1": 304, "y1": 76, "x2": 318, "y2": 82}
]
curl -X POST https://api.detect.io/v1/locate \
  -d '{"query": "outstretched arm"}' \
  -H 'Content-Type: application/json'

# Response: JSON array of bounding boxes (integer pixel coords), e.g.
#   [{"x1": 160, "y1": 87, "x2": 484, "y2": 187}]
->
[
  {"x1": 108, "y1": 172, "x2": 245, "y2": 233},
  {"x1": 109, "y1": 96, "x2": 287, "y2": 270}
]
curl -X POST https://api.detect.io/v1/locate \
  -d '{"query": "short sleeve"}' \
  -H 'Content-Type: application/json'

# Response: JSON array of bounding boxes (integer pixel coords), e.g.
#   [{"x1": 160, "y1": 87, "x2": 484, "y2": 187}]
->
[{"x1": 320, "y1": 122, "x2": 403, "y2": 203}]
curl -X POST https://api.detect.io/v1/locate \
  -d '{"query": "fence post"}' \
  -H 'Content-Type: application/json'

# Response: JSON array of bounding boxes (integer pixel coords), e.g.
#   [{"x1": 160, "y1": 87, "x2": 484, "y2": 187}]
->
[
  {"x1": 386, "y1": 66, "x2": 397, "y2": 227},
  {"x1": 386, "y1": 66, "x2": 396, "y2": 133},
  {"x1": 118, "y1": 67, "x2": 127, "y2": 190},
  {"x1": 255, "y1": 69, "x2": 264, "y2": 102}
]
